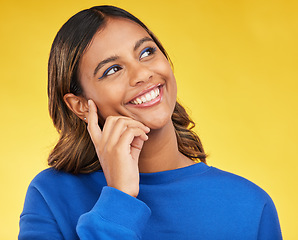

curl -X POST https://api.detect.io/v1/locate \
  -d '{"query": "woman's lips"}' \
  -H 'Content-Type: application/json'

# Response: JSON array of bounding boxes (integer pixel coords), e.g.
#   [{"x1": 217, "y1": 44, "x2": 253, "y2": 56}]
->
[{"x1": 127, "y1": 85, "x2": 163, "y2": 108}]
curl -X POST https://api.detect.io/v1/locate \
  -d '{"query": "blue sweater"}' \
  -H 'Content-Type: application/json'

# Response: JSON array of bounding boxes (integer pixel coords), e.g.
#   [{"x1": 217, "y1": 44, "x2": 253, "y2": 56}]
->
[{"x1": 19, "y1": 162, "x2": 282, "y2": 239}]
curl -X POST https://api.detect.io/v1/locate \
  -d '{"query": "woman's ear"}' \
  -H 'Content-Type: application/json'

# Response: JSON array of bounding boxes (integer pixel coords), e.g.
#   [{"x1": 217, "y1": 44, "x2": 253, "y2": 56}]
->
[{"x1": 63, "y1": 93, "x2": 88, "y2": 121}]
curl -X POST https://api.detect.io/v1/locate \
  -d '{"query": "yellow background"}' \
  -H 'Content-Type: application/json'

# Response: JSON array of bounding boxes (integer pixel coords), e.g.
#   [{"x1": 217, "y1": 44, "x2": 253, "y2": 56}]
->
[{"x1": 1, "y1": 0, "x2": 297, "y2": 239}]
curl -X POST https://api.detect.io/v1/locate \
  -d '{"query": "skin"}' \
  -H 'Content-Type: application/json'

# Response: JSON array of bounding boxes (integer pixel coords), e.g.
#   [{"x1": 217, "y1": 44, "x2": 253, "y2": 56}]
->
[{"x1": 64, "y1": 17, "x2": 195, "y2": 197}]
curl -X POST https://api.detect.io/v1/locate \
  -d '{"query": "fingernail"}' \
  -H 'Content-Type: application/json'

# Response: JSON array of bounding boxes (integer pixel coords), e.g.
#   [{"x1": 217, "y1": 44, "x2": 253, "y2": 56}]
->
[{"x1": 88, "y1": 100, "x2": 91, "y2": 106}]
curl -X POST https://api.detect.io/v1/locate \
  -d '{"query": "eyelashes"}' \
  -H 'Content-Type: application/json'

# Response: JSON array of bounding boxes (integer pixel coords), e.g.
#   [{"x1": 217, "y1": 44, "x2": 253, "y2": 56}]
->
[
  {"x1": 98, "y1": 46, "x2": 157, "y2": 79},
  {"x1": 140, "y1": 46, "x2": 157, "y2": 60},
  {"x1": 98, "y1": 65, "x2": 122, "y2": 79}
]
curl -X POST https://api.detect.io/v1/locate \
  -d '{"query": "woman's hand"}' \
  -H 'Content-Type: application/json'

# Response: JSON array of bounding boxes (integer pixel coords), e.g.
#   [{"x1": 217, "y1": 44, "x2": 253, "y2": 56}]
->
[{"x1": 87, "y1": 99, "x2": 150, "y2": 197}]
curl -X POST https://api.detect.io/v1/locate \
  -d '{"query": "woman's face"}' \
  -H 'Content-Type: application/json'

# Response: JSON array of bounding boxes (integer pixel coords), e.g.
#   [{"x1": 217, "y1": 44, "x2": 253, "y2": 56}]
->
[{"x1": 78, "y1": 17, "x2": 177, "y2": 129}]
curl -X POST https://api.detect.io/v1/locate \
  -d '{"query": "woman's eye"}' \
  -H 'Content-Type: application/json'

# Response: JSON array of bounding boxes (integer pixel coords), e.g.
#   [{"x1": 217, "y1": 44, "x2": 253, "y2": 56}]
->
[
  {"x1": 99, "y1": 65, "x2": 122, "y2": 79},
  {"x1": 140, "y1": 47, "x2": 157, "y2": 59}
]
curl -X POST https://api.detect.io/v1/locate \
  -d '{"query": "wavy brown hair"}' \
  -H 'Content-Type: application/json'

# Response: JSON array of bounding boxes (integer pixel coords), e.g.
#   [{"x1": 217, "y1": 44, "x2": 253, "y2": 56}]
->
[{"x1": 48, "y1": 5, "x2": 206, "y2": 174}]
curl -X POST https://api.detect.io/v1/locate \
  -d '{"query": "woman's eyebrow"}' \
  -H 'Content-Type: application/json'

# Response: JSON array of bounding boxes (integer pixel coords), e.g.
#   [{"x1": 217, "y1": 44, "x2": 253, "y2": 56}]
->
[
  {"x1": 93, "y1": 37, "x2": 153, "y2": 77},
  {"x1": 133, "y1": 36, "x2": 153, "y2": 51},
  {"x1": 93, "y1": 55, "x2": 119, "y2": 77}
]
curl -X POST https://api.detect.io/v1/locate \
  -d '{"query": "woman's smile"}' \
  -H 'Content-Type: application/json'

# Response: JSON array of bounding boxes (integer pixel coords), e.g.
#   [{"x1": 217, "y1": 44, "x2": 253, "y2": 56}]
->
[{"x1": 127, "y1": 84, "x2": 162, "y2": 107}]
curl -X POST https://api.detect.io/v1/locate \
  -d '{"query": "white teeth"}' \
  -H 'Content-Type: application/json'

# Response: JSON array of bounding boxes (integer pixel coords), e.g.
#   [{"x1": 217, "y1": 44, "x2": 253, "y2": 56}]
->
[
  {"x1": 151, "y1": 91, "x2": 155, "y2": 99},
  {"x1": 145, "y1": 93, "x2": 152, "y2": 101},
  {"x1": 130, "y1": 87, "x2": 160, "y2": 105}
]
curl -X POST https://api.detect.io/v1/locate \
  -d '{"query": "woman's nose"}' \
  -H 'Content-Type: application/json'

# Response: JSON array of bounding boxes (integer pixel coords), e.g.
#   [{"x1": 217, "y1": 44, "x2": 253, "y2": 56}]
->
[{"x1": 128, "y1": 62, "x2": 153, "y2": 86}]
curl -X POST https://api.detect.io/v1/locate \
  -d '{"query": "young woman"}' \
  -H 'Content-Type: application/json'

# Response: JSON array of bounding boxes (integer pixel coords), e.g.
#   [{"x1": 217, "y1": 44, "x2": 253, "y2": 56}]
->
[{"x1": 19, "y1": 5, "x2": 282, "y2": 240}]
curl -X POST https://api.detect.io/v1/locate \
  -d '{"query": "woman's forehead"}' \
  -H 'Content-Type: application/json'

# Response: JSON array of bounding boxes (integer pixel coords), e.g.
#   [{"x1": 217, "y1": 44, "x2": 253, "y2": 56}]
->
[{"x1": 89, "y1": 18, "x2": 150, "y2": 53}]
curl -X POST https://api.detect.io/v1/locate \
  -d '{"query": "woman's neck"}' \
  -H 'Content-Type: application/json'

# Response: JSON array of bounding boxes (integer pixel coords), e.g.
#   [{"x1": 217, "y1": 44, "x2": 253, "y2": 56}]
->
[{"x1": 138, "y1": 120, "x2": 195, "y2": 173}]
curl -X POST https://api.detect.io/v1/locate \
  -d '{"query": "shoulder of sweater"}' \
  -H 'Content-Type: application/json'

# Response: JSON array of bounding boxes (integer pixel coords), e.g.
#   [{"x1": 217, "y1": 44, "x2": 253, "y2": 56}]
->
[
  {"x1": 29, "y1": 168, "x2": 105, "y2": 189},
  {"x1": 207, "y1": 166, "x2": 272, "y2": 203}
]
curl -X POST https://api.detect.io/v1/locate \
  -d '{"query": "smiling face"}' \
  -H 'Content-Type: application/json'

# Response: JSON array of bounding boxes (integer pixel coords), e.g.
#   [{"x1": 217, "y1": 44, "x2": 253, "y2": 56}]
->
[{"x1": 78, "y1": 17, "x2": 177, "y2": 129}]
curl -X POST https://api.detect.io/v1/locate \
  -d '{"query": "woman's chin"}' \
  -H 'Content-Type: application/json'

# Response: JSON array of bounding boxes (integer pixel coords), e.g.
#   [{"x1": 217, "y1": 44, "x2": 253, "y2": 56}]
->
[{"x1": 141, "y1": 114, "x2": 173, "y2": 130}]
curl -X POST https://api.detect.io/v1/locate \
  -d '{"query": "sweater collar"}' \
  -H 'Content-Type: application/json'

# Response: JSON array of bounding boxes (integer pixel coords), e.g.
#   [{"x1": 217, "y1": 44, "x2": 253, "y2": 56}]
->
[{"x1": 139, "y1": 162, "x2": 211, "y2": 185}]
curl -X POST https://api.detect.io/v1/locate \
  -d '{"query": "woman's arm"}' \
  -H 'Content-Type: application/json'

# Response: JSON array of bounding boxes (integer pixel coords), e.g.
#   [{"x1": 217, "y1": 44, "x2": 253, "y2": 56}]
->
[
  {"x1": 19, "y1": 100, "x2": 151, "y2": 239},
  {"x1": 19, "y1": 186, "x2": 65, "y2": 240},
  {"x1": 19, "y1": 184, "x2": 151, "y2": 240},
  {"x1": 257, "y1": 195, "x2": 282, "y2": 240}
]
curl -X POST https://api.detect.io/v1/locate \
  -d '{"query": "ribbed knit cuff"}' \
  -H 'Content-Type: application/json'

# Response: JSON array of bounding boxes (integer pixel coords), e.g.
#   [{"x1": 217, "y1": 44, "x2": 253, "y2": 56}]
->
[{"x1": 92, "y1": 186, "x2": 151, "y2": 237}]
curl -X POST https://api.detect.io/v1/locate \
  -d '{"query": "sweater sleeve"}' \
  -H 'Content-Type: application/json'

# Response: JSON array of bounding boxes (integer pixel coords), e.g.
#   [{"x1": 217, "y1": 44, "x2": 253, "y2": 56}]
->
[
  {"x1": 76, "y1": 186, "x2": 151, "y2": 239},
  {"x1": 19, "y1": 184, "x2": 151, "y2": 239},
  {"x1": 19, "y1": 186, "x2": 64, "y2": 240},
  {"x1": 257, "y1": 195, "x2": 282, "y2": 240}
]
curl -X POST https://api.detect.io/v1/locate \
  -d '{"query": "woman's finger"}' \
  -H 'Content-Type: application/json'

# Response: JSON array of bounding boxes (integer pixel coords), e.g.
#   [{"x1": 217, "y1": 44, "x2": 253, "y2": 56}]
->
[
  {"x1": 87, "y1": 99, "x2": 102, "y2": 146},
  {"x1": 102, "y1": 116, "x2": 150, "y2": 135},
  {"x1": 130, "y1": 136, "x2": 146, "y2": 163},
  {"x1": 116, "y1": 127, "x2": 148, "y2": 159},
  {"x1": 104, "y1": 117, "x2": 149, "y2": 149}
]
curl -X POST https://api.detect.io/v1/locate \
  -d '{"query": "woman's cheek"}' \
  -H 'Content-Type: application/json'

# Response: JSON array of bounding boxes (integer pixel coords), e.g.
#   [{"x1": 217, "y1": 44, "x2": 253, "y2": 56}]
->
[
  {"x1": 95, "y1": 83, "x2": 127, "y2": 117},
  {"x1": 152, "y1": 57, "x2": 174, "y2": 80}
]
